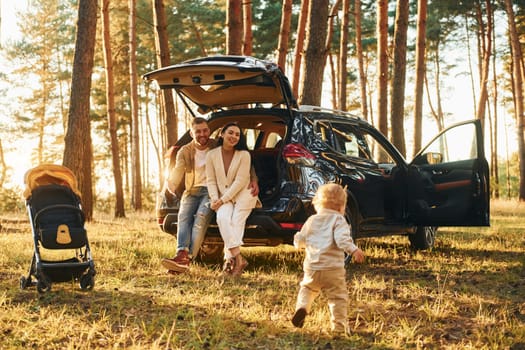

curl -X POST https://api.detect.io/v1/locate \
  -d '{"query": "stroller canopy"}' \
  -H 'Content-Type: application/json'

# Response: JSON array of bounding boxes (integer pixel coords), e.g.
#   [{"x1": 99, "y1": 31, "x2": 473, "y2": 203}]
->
[{"x1": 24, "y1": 164, "x2": 81, "y2": 200}]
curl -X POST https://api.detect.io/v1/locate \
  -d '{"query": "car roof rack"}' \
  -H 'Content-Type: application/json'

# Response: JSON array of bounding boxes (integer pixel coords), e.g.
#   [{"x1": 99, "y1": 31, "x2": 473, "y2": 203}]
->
[{"x1": 298, "y1": 105, "x2": 362, "y2": 121}]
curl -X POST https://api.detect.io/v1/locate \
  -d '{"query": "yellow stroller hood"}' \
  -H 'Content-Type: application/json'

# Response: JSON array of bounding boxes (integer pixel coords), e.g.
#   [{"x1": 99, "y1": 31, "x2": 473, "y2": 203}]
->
[{"x1": 23, "y1": 164, "x2": 81, "y2": 199}]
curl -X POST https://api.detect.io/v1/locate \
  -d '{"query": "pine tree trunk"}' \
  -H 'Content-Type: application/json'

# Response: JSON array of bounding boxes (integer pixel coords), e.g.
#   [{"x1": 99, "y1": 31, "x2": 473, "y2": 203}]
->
[
  {"x1": 129, "y1": 0, "x2": 142, "y2": 211},
  {"x1": 63, "y1": 0, "x2": 97, "y2": 221},
  {"x1": 243, "y1": 0, "x2": 253, "y2": 56},
  {"x1": 292, "y1": 0, "x2": 309, "y2": 98},
  {"x1": 338, "y1": 0, "x2": 349, "y2": 111},
  {"x1": 474, "y1": 0, "x2": 493, "y2": 132},
  {"x1": 354, "y1": 0, "x2": 368, "y2": 121},
  {"x1": 153, "y1": 0, "x2": 177, "y2": 145},
  {"x1": 413, "y1": 0, "x2": 426, "y2": 156},
  {"x1": 376, "y1": 0, "x2": 388, "y2": 137},
  {"x1": 490, "y1": 7, "x2": 499, "y2": 198},
  {"x1": 101, "y1": 0, "x2": 126, "y2": 217},
  {"x1": 390, "y1": 0, "x2": 409, "y2": 157},
  {"x1": 299, "y1": 0, "x2": 329, "y2": 106},
  {"x1": 325, "y1": 0, "x2": 340, "y2": 109},
  {"x1": 503, "y1": 0, "x2": 525, "y2": 200},
  {"x1": 277, "y1": 0, "x2": 293, "y2": 72},
  {"x1": 227, "y1": 0, "x2": 242, "y2": 55}
]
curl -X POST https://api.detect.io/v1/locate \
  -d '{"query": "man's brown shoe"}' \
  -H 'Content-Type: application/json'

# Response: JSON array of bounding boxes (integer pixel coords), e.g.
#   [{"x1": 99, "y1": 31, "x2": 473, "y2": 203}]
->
[{"x1": 161, "y1": 250, "x2": 190, "y2": 272}]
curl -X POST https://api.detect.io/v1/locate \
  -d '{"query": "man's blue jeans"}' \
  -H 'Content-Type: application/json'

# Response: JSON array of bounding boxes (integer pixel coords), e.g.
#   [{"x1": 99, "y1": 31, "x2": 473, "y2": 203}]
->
[{"x1": 177, "y1": 186, "x2": 213, "y2": 258}]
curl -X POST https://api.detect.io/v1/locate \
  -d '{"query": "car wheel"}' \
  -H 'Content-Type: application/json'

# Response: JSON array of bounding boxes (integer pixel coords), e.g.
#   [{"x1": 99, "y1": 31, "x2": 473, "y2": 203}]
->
[
  {"x1": 198, "y1": 242, "x2": 224, "y2": 262},
  {"x1": 409, "y1": 226, "x2": 437, "y2": 250}
]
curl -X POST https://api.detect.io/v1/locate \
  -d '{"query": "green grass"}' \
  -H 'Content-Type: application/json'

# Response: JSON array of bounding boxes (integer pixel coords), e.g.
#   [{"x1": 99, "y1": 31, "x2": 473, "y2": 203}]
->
[{"x1": 1, "y1": 200, "x2": 524, "y2": 349}]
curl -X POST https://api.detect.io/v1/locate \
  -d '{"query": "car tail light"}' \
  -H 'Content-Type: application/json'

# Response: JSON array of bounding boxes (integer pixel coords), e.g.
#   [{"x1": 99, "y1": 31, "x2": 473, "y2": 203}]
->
[
  {"x1": 279, "y1": 222, "x2": 303, "y2": 230},
  {"x1": 282, "y1": 143, "x2": 316, "y2": 166}
]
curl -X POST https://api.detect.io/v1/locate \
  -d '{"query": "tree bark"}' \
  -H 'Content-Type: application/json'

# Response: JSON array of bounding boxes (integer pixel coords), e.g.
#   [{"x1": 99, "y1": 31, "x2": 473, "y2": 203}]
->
[
  {"x1": 277, "y1": 0, "x2": 293, "y2": 72},
  {"x1": 338, "y1": 0, "x2": 349, "y2": 111},
  {"x1": 412, "y1": 0, "x2": 426, "y2": 156},
  {"x1": 325, "y1": 0, "x2": 340, "y2": 109},
  {"x1": 354, "y1": 0, "x2": 368, "y2": 121},
  {"x1": 63, "y1": 0, "x2": 97, "y2": 221},
  {"x1": 227, "y1": 0, "x2": 242, "y2": 55},
  {"x1": 101, "y1": 0, "x2": 126, "y2": 217},
  {"x1": 503, "y1": 0, "x2": 525, "y2": 200},
  {"x1": 299, "y1": 0, "x2": 329, "y2": 106},
  {"x1": 292, "y1": 0, "x2": 309, "y2": 98},
  {"x1": 474, "y1": 0, "x2": 492, "y2": 132},
  {"x1": 129, "y1": 0, "x2": 142, "y2": 211},
  {"x1": 152, "y1": 0, "x2": 177, "y2": 145},
  {"x1": 490, "y1": 6, "x2": 499, "y2": 198},
  {"x1": 376, "y1": 0, "x2": 388, "y2": 137},
  {"x1": 390, "y1": 0, "x2": 409, "y2": 157},
  {"x1": 243, "y1": 0, "x2": 253, "y2": 56}
]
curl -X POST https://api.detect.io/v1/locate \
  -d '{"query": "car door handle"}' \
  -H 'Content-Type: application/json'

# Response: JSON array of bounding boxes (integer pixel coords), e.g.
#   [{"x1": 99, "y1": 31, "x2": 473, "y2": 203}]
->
[{"x1": 432, "y1": 170, "x2": 444, "y2": 175}]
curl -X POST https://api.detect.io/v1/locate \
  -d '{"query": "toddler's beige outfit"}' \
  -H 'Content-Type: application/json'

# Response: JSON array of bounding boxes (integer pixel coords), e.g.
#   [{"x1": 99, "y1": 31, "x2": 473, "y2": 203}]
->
[{"x1": 293, "y1": 208, "x2": 359, "y2": 333}]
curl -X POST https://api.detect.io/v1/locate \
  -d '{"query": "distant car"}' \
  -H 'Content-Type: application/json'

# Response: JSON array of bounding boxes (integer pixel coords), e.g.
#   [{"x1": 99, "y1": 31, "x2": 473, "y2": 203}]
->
[{"x1": 144, "y1": 55, "x2": 490, "y2": 260}]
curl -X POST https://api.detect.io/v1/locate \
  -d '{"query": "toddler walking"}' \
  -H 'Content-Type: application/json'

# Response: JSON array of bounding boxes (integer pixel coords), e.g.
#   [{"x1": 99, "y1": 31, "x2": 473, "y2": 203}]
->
[{"x1": 292, "y1": 183, "x2": 365, "y2": 336}]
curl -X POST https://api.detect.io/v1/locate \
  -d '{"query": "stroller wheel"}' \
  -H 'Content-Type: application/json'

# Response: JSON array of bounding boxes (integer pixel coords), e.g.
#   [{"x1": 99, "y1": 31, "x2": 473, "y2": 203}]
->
[
  {"x1": 36, "y1": 276, "x2": 52, "y2": 294},
  {"x1": 80, "y1": 273, "x2": 95, "y2": 291},
  {"x1": 20, "y1": 276, "x2": 29, "y2": 290}
]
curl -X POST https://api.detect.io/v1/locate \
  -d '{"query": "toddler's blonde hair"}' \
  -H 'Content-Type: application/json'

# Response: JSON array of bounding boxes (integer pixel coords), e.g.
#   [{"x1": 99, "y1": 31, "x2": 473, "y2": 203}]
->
[{"x1": 312, "y1": 183, "x2": 347, "y2": 213}]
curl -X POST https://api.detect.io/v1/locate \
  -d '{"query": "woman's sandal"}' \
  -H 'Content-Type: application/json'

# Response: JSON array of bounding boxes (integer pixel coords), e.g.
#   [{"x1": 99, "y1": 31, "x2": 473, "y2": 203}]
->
[
  {"x1": 230, "y1": 254, "x2": 248, "y2": 276},
  {"x1": 222, "y1": 257, "x2": 236, "y2": 275}
]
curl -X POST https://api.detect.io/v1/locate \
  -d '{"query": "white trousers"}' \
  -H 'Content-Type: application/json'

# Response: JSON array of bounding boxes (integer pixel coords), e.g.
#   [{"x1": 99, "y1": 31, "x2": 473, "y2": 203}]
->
[{"x1": 216, "y1": 202, "x2": 252, "y2": 259}]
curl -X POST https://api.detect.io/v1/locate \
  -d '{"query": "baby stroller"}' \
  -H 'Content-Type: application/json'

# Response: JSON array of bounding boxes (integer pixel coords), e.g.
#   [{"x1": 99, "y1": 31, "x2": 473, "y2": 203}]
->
[{"x1": 20, "y1": 164, "x2": 96, "y2": 293}]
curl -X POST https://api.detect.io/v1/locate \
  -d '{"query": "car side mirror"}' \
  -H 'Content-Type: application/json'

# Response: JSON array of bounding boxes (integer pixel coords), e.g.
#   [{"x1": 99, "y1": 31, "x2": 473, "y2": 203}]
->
[{"x1": 426, "y1": 152, "x2": 443, "y2": 164}]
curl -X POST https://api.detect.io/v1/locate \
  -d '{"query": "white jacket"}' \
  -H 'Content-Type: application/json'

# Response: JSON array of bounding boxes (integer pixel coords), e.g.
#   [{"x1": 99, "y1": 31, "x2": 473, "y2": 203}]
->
[
  {"x1": 205, "y1": 147, "x2": 260, "y2": 209},
  {"x1": 294, "y1": 208, "x2": 358, "y2": 270}
]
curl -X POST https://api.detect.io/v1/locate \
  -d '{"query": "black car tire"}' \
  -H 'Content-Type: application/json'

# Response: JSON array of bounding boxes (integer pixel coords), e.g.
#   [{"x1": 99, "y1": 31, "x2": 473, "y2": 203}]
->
[
  {"x1": 198, "y1": 242, "x2": 224, "y2": 262},
  {"x1": 409, "y1": 226, "x2": 437, "y2": 250}
]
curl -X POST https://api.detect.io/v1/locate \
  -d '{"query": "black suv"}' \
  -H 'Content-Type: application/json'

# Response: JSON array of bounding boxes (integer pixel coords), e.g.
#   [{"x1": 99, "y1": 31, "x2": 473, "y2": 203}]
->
[{"x1": 144, "y1": 55, "x2": 490, "y2": 260}]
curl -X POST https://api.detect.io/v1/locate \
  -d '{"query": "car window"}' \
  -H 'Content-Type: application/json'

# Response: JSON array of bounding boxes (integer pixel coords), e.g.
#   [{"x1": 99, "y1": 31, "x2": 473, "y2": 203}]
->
[
  {"x1": 265, "y1": 132, "x2": 282, "y2": 148},
  {"x1": 245, "y1": 129, "x2": 260, "y2": 150},
  {"x1": 330, "y1": 122, "x2": 396, "y2": 166},
  {"x1": 420, "y1": 123, "x2": 478, "y2": 163}
]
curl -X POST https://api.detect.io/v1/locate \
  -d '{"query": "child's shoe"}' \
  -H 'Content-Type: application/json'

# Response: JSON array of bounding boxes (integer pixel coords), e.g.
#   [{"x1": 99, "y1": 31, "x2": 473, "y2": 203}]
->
[{"x1": 291, "y1": 308, "x2": 307, "y2": 328}]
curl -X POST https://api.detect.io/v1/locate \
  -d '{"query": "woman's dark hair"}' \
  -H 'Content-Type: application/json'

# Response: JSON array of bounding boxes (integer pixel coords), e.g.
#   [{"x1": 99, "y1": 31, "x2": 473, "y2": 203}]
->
[{"x1": 216, "y1": 122, "x2": 248, "y2": 150}]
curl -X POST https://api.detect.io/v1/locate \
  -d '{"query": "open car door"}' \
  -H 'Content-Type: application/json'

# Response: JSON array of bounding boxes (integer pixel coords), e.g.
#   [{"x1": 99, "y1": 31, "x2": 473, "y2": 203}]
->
[{"x1": 408, "y1": 120, "x2": 490, "y2": 226}]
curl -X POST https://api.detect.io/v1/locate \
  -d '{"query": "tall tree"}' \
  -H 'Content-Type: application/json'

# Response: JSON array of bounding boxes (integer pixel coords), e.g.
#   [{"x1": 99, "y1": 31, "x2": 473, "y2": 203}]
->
[
  {"x1": 338, "y1": 0, "x2": 350, "y2": 111},
  {"x1": 227, "y1": 0, "x2": 242, "y2": 55},
  {"x1": 412, "y1": 0, "x2": 427, "y2": 156},
  {"x1": 474, "y1": 0, "x2": 493, "y2": 131},
  {"x1": 376, "y1": 0, "x2": 388, "y2": 137},
  {"x1": 243, "y1": 0, "x2": 253, "y2": 55},
  {"x1": 390, "y1": 0, "x2": 409, "y2": 157},
  {"x1": 292, "y1": 0, "x2": 309, "y2": 97},
  {"x1": 63, "y1": 0, "x2": 98, "y2": 221},
  {"x1": 153, "y1": 0, "x2": 177, "y2": 145},
  {"x1": 130, "y1": 0, "x2": 142, "y2": 210},
  {"x1": 354, "y1": 0, "x2": 369, "y2": 121},
  {"x1": 503, "y1": 0, "x2": 525, "y2": 200},
  {"x1": 299, "y1": 0, "x2": 330, "y2": 106},
  {"x1": 325, "y1": 0, "x2": 341, "y2": 109},
  {"x1": 101, "y1": 0, "x2": 125, "y2": 217},
  {"x1": 277, "y1": 0, "x2": 293, "y2": 72}
]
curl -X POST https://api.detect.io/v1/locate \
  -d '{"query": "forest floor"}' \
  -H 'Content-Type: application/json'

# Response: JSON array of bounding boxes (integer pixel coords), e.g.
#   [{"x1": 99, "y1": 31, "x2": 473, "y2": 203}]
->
[{"x1": 0, "y1": 200, "x2": 524, "y2": 349}]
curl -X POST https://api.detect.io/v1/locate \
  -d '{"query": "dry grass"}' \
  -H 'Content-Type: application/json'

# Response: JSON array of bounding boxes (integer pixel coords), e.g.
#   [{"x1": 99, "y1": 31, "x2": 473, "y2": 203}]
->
[{"x1": 0, "y1": 199, "x2": 524, "y2": 349}]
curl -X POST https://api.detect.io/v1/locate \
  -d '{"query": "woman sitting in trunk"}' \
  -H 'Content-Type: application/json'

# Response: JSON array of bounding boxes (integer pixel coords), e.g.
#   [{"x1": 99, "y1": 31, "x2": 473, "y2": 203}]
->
[{"x1": 206, "y1": 122, "x2": 261, "y2": 277}]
